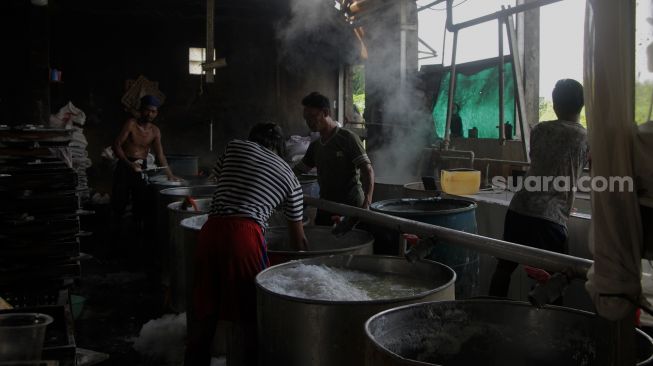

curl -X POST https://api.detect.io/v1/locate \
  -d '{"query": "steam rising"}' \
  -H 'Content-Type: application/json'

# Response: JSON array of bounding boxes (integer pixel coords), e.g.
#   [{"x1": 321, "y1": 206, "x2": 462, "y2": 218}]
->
[
  {"x1": 278, "y1": 0, "x2": 433, "y2": 179},
  {"x1": 276, "y1": 0, "x2": 357, "y2": 72},
  {"x1": 364, "y1": 2, "x2": 434, "y2": 179},
  {"x1": 369, "y1": 86, "x2": 434, "y2": 179}
]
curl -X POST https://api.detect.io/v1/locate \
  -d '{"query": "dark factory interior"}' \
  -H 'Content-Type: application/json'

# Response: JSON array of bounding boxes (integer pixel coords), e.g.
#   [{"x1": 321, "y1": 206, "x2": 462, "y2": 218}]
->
[{"x1": 1, "y1": 0, "x2": 653, "y2": 365}]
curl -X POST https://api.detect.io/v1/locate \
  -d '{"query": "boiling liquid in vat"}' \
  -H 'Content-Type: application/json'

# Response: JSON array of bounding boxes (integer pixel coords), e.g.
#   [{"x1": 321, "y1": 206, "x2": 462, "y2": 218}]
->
[{"x1": 259, "y1": 264, "x2": 437, "y2": 301}]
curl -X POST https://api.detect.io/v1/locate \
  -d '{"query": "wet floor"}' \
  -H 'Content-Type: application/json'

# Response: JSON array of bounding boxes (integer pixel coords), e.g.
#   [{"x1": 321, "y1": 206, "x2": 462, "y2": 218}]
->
[
  {"x1": 75, "y1": 204, "x2": 170, "y2": 365},
  {"x1": 73, "y1": 257, "x2": 168, "y2": 365}
]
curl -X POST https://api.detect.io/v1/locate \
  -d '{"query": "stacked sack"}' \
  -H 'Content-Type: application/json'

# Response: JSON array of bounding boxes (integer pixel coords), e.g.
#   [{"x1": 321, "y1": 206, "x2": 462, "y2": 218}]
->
[{"x1": 50, "y1": 102, "x2": 92, "y2": 201}]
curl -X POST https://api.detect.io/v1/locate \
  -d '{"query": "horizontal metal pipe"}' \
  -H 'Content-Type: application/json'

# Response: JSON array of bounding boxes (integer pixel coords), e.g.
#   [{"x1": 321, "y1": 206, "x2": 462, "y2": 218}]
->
[
  {"x1": 446, "y1": 0, "x2": 563, "y2": 32},
  {"x1": 474, "y1": 157, "x2": 530, "y2": 166},
  {"x1": 304, "y1": 196, "x2": 592, "y2": 279}
]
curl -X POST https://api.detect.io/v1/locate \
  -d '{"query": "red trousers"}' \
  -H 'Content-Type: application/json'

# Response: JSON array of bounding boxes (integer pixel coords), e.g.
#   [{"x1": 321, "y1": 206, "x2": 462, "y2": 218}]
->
[
  {"x1": 186, "y1": 216, "x2": 268, "y2": 366},
  {"x1": 192, "y1": 216, "x2": 269, "y2": 322}
]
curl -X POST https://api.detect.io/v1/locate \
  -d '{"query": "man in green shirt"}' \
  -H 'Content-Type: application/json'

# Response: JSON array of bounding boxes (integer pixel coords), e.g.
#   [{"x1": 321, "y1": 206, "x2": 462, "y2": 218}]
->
[{"x1": 294, "y1": 92, "x2": 375, "y2": 225}]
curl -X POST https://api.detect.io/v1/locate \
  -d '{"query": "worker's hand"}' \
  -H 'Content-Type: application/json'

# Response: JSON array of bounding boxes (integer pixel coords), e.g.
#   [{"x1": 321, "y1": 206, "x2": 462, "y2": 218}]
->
[
  {"x1": 130, "y1": 161, "x2": 143, "y2": 173},
  {"x1": 167, "y1": 174, "x2": 182, "y2": 182},
  {"x1": 361, "y1": 197, "x2": 371, "y2": 210}
]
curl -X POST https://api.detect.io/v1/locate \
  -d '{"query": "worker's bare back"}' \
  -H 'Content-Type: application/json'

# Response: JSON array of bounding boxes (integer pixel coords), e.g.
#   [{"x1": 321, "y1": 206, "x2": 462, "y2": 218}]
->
[{"x1": 121, "y1": 118, "x2": 160, "y2": 159}]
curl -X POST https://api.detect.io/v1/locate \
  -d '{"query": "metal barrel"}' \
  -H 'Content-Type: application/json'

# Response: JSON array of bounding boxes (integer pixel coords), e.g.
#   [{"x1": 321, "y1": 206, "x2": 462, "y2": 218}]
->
[
  {"x1": 256, "y1": 255, "x2": 456, "y2": 366},
  {"x1": 403, "y1": 181, "x2": 440, "y2": 199},
  {"x1": 157, "y1": 186, "x2": 216, "y2": 288},
  {"x1": 373, "y1": 176, "x2": 420, "y2": 202},
  {"x1": 264, "y1": 226, "x2": 373, "y2": 265},
  {"x1": 297, "y1": 174, "x2": 320, "y2": 198},
  {"x1": 365, "y1": 299, "x2": 653, "y2": 366},
  {"x1": 167, "y1": 198, "x2": 212, "y2": 312},
  {"x1": 370, "y1": 198, "x2": 480, "y2": 299}
]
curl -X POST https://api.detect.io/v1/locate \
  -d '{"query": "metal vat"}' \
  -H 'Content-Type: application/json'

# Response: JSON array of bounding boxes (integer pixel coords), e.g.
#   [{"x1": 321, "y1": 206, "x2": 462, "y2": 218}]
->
[
  {"x1": 370, "y1": 198, "x2": 479, "y2": 299},
  {"x1": 264, "y1": 226, "x2": 373, "y2": 265},
  {"x1": 298, "y1": 174, "x2": 320, "y2": 198},
  {"x1": 374, "y1": 176, "x2": 420, "y2": 202},
  {"x1": 157, "y1": 186, "x2": 216, "y2": 287},
  {"x1": 166, "y1": 154, "x2": 199, "y2": 176},
  {"x1": 148, "y1": 174, "x2": 184, "y2": 192},
  {"x1": 167, "y1": 198, "x2": 212, "y2": 312},
  {"x1": 403, "y1": 181, "x2": 440, "y2": 199},
  {"x1": 365, "y1": 299, "x2": 653, "y2": 366},
  {"x1": 256, "y1": 255, "x2": 456, "y2": 366},
  {"x1": 177, "y1": 212, "x2": 311, "y2": 311}
]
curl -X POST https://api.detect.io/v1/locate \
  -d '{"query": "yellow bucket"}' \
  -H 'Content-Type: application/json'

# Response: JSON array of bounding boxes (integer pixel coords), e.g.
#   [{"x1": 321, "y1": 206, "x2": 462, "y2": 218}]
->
[{"x1": 440, "y1": 169, "x2": 481, "y2": 195}]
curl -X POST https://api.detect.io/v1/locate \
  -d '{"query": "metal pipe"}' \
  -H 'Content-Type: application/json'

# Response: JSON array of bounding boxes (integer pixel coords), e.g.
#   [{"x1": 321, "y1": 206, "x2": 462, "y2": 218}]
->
[
  {"x1": 338, "y1": 65, "x2": 345, "y2": 124},
  {"x1": 304, "y1": 196, "x2": 592, "y2": 279},
  {"x1": 505, "y1": 10, "x2": 531, "y2": 162},
  {"x1": 400, "y1": 0, "x2": 407, "y2": 90},
  {"x1": 444, "y1": 29, "x2": 458, "y2": 150},
  {"x1": 474, "y1": 157, "x2": 530, "y2": 167},
  {"x1": 418, "y1": 37, "x2": 438, "y2": 58},
  {"x1": 498, "y1": 17, "x2": 506, "y2": 145},
  {"x1": 348, "y1": 0, "x2": 371, "y2": 14},
  {"x1": 205, "y1": 0, "x2": 215, "y2": 83},
  {"x1": 446, "y1": 0, "x2": 563, "y2": 32},
  {"x1": 209, "y1": 120, "x2": 213, "y2": 151},
  {"x1": 436, "y1": 148, "x2": 474, "y2": 168}
]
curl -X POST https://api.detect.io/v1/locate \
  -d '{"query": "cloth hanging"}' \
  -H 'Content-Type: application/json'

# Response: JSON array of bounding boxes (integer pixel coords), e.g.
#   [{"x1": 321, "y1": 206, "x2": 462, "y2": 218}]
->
[{"x1": 583, "y1": 0, "x2": 645, "y2": 321}]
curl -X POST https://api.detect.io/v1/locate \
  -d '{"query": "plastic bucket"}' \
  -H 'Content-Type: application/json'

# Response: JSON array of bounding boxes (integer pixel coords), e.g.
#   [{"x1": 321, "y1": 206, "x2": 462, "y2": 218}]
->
[{"x1": 0, "y1": 313, "x2": 53, "y2": 361}]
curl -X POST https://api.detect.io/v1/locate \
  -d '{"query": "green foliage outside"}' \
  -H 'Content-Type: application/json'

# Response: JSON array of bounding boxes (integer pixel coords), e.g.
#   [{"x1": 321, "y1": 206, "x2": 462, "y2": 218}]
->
[
  {"x1": 353, "y1": 94, "x2": 365, "y2": 116},
  {"x1": 635, "y1": 81, "x2": 653, "y2": 125},
  {"x1": 352, "y1": 65, "x2": 365, "y2": 116}
]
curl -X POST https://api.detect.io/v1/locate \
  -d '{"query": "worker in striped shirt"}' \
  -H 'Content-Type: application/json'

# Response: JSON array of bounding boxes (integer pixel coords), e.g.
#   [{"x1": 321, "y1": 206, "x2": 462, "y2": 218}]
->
[{"x1": 185, "y1": 123, "x2": 307, "y2": 366}]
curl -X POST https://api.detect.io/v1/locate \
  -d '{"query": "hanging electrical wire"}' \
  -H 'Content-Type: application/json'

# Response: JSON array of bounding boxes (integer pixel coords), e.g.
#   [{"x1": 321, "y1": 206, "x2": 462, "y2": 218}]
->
[{"x1": 419, "y1": 0, "x2": 470, "y2": 12}]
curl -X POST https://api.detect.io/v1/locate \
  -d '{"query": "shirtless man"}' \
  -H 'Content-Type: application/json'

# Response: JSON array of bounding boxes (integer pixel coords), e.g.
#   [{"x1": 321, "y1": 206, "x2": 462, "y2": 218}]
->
[{"x1": 111, "y1": 95, "x2": 177, "y2": 221}]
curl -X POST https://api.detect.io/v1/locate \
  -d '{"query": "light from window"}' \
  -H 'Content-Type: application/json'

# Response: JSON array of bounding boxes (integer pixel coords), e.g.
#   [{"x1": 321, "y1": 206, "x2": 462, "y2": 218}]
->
[{"x1": 189, "y1": 47, "x2": 216, "y2": 75}]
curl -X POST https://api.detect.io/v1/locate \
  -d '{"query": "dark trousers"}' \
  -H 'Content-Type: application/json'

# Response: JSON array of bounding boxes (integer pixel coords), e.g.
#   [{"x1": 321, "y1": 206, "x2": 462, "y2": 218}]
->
[
  {"x1": 111, "y1": 159, "x2": 152, "y2": 219},
  {"x1": 488, "y1": 210, "x2": 568, "y2": 298},
  {"x1": 110, "y1": 159, "x2": 155, "y2": 259}
]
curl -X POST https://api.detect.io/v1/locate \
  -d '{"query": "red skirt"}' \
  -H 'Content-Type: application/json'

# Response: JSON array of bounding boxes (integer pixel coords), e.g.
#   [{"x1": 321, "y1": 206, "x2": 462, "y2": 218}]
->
[{"x1": 192, "y1": 216, "x2": 269, "y2": 322}]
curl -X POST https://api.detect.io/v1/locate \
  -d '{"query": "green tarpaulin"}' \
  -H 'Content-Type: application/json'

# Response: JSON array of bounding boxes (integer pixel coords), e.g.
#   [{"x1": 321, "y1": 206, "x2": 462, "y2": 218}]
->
[{"x1": 433, "y1": 62, "x2": 515, "y2": 139}]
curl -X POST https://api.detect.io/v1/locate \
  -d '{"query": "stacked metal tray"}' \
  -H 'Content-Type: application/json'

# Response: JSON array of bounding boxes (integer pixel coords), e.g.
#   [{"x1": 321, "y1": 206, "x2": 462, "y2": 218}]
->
[{"x1": 0, "y1": 126, "x2": 83, "y2": 289}]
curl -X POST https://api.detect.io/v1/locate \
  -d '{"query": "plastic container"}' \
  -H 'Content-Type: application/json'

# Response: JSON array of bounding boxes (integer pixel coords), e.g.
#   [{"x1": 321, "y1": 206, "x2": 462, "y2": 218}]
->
[
  {"x1": 0, "y1": 313, "x2": 53, "y2": 361},
  {"x1": 71, "y1": 295, "x2": 86, "y2": 320},
  {"x1": 440, "y1": 168, "x2": 481, "y2": 195}
]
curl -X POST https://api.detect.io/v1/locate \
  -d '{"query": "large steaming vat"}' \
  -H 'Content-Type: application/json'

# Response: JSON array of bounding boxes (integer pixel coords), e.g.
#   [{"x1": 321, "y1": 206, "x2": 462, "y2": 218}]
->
[
  {"x1": 370, "y1": 198, "x2": 479, "y2": 299},
  {"x1": 256, "y1": 255, "x2": 456, "y2": 366},
  {"x1": 374, "y1": 176, "x2": 420, "y2": 202},
  {"x1": 167, "y1": 198, "x2": 212, "y2": 312},
  {"x1": 265, "y1": 226, "x2": 374, "y2": 265},
  {"x1": 177, "y1": 212, "x2": 314, "y2": 311},
  {"x1": 365, "y1": 299, "x2": 653, "y2": 366}
]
